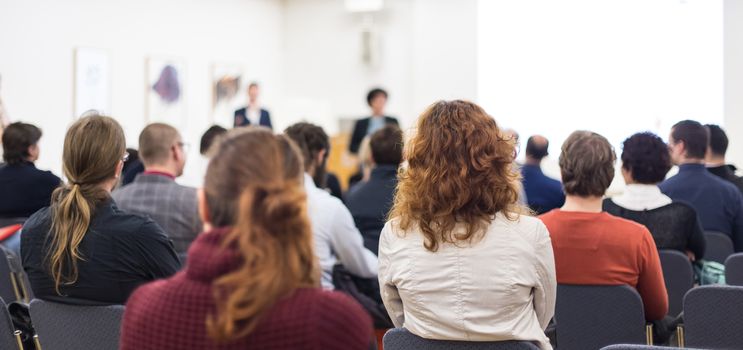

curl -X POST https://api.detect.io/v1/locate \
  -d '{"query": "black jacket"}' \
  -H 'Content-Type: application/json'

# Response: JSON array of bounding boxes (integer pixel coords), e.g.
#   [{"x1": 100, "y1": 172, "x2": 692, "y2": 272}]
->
[
  {"x1": 0, "y1": 162, "x2": 60, "y2": 218},
  {"x1": 708, "y1": 165, "x2": 743, "y2": 194},
  {"x1": 21, "y1": 199, "x2": 181, "y2": 305},
  {"x1": 349, "y1": 116, "x2": 398, "y2": 154},
  {"x1": 346, "y1": 165, "x2": 398, "y2": 254},
  {"x1": 233, "y1": 107, "x2": 272, "y2": 129}
]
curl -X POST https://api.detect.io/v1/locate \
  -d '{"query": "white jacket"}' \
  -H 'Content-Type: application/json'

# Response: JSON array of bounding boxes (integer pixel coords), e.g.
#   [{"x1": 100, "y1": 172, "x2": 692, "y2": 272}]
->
[{"x1": 378, "y1": 214, "x2": 556, "y2": 350}]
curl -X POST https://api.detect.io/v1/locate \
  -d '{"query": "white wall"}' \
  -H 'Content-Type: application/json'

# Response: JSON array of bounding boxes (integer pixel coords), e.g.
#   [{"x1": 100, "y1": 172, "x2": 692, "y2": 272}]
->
[
  {"x1": 725, "y1": 0, "x2": 743, "y2": 168},
  {"x1": 0, "y1": 0, "x2": 284, "y2": 186},
  {"x1": 281, "y1": 0, "x2": 477, "y2": 134}
]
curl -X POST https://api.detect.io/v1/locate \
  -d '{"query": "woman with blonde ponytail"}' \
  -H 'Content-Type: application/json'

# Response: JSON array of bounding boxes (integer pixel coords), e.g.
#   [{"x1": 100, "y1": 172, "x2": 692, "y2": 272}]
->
[
  {"x1": 121, "y1": 128, "x2": 372, "y2": 350},
  {"x1": 21, "y1": 115, "x2": 180, "y2": 305}
]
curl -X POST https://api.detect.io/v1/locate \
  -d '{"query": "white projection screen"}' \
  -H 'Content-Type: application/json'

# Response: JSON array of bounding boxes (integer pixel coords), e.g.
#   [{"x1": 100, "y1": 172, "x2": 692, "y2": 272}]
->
[{"x1": 477, "y1": 0, "x2": 724, "y2": 159}]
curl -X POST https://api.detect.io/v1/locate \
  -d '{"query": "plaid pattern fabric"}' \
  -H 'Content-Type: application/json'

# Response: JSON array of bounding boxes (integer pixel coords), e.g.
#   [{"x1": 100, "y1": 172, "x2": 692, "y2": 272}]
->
[
  {"x1": 113, "y1": 173, "x2": 201, "y2": 253},
  {"x1": 120, "y1": 228, "x2": 373, "y2": 350}
]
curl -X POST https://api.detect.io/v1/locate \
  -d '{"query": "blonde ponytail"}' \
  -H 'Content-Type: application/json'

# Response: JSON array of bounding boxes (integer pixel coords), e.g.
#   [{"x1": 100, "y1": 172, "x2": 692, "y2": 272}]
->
[{"x1": 46, "y1": 115, "x2": 125, "y2": 295}]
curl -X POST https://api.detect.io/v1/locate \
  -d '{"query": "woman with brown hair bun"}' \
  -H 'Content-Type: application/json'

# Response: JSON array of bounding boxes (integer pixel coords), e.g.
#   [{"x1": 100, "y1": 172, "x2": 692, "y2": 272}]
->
[
  {"x1": 121, "y1": 128, "x2": 372, "y2": 350},
  {"x1": 379, "y1": 100, "x2": 556, "y2": 350},
  {"x1": 21, "y1": 115, "x2": 180, "y2": 305}
]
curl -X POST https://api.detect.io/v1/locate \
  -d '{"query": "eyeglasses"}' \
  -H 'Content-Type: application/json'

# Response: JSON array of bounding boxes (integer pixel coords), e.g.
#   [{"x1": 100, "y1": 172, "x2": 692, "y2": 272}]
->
[
  {"x1": 122, "y1": 152, "x2": 130, "y2": 162},
  {"x1": 177, "y1": 142, "x2": 191, "y2": 153}
]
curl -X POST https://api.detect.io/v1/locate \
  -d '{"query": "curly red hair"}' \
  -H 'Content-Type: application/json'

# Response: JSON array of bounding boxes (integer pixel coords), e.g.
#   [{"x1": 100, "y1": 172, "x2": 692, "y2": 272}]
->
[{"x1": 390, "y1": 100, "x2": 524, "y2": 252}]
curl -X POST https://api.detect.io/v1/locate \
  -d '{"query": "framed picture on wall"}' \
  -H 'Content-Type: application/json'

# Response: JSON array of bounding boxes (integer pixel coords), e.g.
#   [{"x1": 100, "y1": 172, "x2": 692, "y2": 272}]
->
[
  {"x1": 74, "y1": 47, "x2": 112, "y2": 118},
  {"x1": 211, "y1": 63, "x2": 244, "y2": 128},
  {"x1": 146, "y1": 57, "x2": 186, "y2": 126}
]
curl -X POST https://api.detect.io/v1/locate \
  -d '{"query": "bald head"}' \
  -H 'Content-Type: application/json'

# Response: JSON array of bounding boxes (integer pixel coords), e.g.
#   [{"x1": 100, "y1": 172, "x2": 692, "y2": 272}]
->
[
  {"x1": 139, "y1": 123, "x2": 184, "y2": 173},
  {"x1": 526, "y1": 135, "x2": 549, "y2": 163}
]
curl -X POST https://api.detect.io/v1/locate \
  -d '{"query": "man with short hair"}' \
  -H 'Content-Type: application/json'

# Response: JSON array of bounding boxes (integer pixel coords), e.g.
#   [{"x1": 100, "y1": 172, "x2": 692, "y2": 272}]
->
[
  {"x1": 113, "y1": 123, "x2": 201, "y2": 254},
  {"x1": 521, "y1": 135, "x2": 565, "y2": 214},
  {"x1": 346, "y1": 125, "x2": 403, "y2": 255},
  {"x1": 705, "y1": 124, "x2": 743, "y2": 193},
  {"x1": 233, "y1": 82, "x2": 272, "y2": 129},
  {"x1": 540, "y1": 130, "x2": 668, "y2": 322},
  {"x1": 284, "y1": 122, "x2": 377, "y2": 289},
  {"x1": 660, "y1": 120, "x2": 743, "y2": 251}
]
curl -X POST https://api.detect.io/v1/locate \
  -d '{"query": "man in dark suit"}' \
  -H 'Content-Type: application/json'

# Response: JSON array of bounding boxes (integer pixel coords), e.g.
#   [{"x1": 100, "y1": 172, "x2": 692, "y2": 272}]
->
[
  {"x1": 521, "y1": 135, "x2": 565, "y2": 214},
  {"x1": 705, "y1": 124, "x2": 743, "y2": 193},
  {"x1": 349, "y1": 88, "x2": 398, "y2": 154},
  {"x1": 234, "y1": 82, "x2": 272, "y2": 129}
]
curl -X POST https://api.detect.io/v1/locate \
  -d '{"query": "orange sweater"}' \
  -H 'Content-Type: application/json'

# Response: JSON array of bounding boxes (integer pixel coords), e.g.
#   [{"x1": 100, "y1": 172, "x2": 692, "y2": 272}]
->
[{"x1": 539, "y1": 210, "x2": 668, "y2": 321}]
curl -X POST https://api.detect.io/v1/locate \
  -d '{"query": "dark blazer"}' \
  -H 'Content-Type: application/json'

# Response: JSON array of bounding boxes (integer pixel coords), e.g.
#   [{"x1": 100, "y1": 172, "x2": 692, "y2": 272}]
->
[
  {"x1": 234, "y1": 107, "x2": 272, "y2": 129},
  {"x1": 660, "y1": 163, "x2": 743, "y2": 251},
  {"x1": 349, "y1": 116, "x2": 398, "y2": 154},
  {"x1": 521, "y1": 164, "x2": 565, "y2": 214},
  {"x1": 346, "y1": 165, "x2": 399, "y2": 254},
  {"x1": 0, "y1": 162, "x2": 60, "y2": 218},
  {"x1": 21, "y1": 199, "x2": 181, "y2": 305}
]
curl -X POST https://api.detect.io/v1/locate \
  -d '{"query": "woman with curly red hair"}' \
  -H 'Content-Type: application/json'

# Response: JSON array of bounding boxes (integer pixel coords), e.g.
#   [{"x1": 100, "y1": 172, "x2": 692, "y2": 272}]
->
[{"x1": 378, "y1": 100, "x2": 556, "y2": 350}]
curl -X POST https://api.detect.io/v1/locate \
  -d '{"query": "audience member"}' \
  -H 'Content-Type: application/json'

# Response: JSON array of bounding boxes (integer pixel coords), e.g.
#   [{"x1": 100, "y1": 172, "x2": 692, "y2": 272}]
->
[
  {"x1": 121, "y1": 128, "x2": 372, "y2": 350},
  {"x1": 660, "y1": 120, "x2": 743, "y2": 251},
  {"x1": 121, "y1": 148, "x2": 144, "y2": 186},
  {"x1": 0, "y1": 122, "x2": 60, "y2": 218},
  {"x1": 284, "y1": 122, "x2": 378, "y2": 289},
  {"x1": 521, "y1": 135, "x2": 565, "y2": 214},
  {"x1": 705, "y1": 124, "x2": 743, "y2": 193},
  {"x1": 379, "y1": 101, "x2": 555, "y2": 349},
  {"x1": 21, "y1": 115, "x2": 180, "y2": 305},
  {"x1": 540, "y1": 130, "x2": 668, "y2": 321},
  {"x1": 347, "y1": 125, "x2": 403, "y2": 254},
  {"x1": 113, "y1": 123, "x2": 202, "y2": 254},
  {"x1": 603, "y1": 132, "x2": 706, "y2": 260},
  {"x1": 234, "y1": 82, "x2": 272, "y2": 129},
  {"x1": 349, "y1": 88, "x2": 399, "y2": 154},
  {"x1": 199, "y1": 125, "x2": 227, "y2": 156},
  {"x1": 325, "y1": 172, "x2": 344, "y2": 200}
]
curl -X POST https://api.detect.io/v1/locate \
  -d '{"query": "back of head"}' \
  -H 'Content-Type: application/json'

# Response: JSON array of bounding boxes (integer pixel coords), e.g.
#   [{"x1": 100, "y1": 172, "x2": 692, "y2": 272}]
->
[
  {"x1": 621, "y1": 132, "x2": 671, "y2": 184},
  {"x1": 200, "y1": 125, "x2": 227, "y2": 156},
  {"x1": 204, "y1": 128, "x2": 318, "y2": 341},
  {"x1": 370, "y1": 125, "x2": 403, "y2": 166},
  {"x1": 2, "y1": 122, "x2": 42, "y2": 164},
  {"x1": 138, "y1": 123, "x2": 180, "y2": 166},
  {"x1": 49, "y1": 115, "x2": 125, "y2": 294},
  {"x1": 284, "y1": 122, "x2": 329, "y2": 186},
  {"x1": 671, "y1": 120, "x2": 708, "y2": 160},
  {"x1": 559, "y1": 130, "x2": 616, "y2": 197},
  {"x1": 706, "y1": 124, "x2": 728, "y2": 158},
  {"x1": 391, "y1": 100, "x2": 522, "y2": 252},
  {"x1": 525, "y1": 135, "x2": 549, "y2": 161}
]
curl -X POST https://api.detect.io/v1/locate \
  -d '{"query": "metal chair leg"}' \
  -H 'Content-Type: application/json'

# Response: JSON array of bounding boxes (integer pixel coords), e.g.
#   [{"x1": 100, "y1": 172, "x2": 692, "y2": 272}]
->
[
  {"x1": 646, "y1": 324, "x2": 654, "y2": 345},
  {"x1": 13, "y1": 330, "x2": 23, "y2": 350},
  {"x1": 677, "y1": 325, "x2": 685, "y2": 348}
]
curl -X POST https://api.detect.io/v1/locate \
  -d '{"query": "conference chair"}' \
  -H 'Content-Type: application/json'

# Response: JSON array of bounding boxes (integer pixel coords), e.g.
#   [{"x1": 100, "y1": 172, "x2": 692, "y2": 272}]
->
[
  {"x1": 704, "y1": 231, "x2": 734, "y2": 264},
  {"x1": 30, "y1": 299, "x2": 125, "y2": 350},
  {"x1": 681, "y1": 285, "x2": 743, "y2": 349},
  {"x1": 0, "y1": 246, "x2": 28, "y2": 303},
  {"x1": 0, "y1": 298, "x2": 23, "y2": 350},
  {"x1": 658, "y1": 250, "x2": 694, "y2": 316},
  {"x1": 601, "y1": 345, "x2": 703, "y2": 350},
  {"x1": 383, "y1": 328, "x2": 540, "y2": 350},
  {"x1": 725, "y1": 253, "x2": 743, "y2": 286},
  {"x1": 555, "y1": 284, "x2": 651, "y2": 350}
]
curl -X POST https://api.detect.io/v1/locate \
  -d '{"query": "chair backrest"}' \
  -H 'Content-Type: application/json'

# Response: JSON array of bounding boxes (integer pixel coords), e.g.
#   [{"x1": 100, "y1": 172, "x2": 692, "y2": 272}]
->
[
  {"x1": 383, "y1": 328, "x2": 540, "y2": 350},
  {"x1": 658, "y1": 250, "x2": 694, "y2": 316},
  {"x1": 555, "y1": 284, "x2": 647, "y2": 350},
  {"x1": 601, "y1": 345, "x2": 702, "y2": 350},
  {"x1": 683, "y1": 285, "x2": 743, "y2": 349},
  {"x1": 30, "y1": 299, "x2": 125, "y2": 350},
  {"x1": 725, "y1": 253, "x2": 743, "y2": 286},
  {"x1": 704, "y1": 231, "x2": 734, "y2": 264},
  {"x1": 0, "y1": 298, "x2": 21, "y2": 350},
  {"x1": 0, "y1": 246, "x2": 22, "y2": 303}
]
